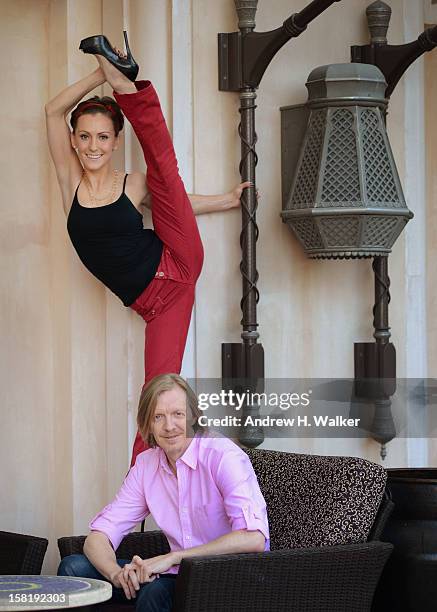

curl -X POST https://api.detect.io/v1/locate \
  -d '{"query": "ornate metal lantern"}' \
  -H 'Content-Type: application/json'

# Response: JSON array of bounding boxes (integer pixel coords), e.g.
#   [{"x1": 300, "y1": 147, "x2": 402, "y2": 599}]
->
[{"x1": 281, "y1": 63, "x2": 413, "y2": 259}]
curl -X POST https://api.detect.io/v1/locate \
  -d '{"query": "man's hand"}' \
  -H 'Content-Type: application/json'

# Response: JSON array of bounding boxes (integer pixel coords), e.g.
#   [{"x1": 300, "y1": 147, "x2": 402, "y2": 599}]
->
[
  {"x1": 127, "y1": 553, "x2": 179, "y2": 584},
  {"x1": 107, "y1": 552, "x2": 178, "y2": 599},
  {"x1": 109, "y1": 565, "x2": 145, "y2": 600}
]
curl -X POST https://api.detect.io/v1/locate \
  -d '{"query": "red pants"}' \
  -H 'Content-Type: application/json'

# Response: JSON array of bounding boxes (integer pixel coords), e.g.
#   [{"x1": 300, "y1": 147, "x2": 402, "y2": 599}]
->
[{"x1": 114, "y1": 82, "x2": 203, "y2": 467}]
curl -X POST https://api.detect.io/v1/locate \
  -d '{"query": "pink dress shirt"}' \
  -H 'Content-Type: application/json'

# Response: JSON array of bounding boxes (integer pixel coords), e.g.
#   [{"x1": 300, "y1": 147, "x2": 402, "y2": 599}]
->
[{"x1": 90, "y1": 434, "x2": 270, "y2": 573}]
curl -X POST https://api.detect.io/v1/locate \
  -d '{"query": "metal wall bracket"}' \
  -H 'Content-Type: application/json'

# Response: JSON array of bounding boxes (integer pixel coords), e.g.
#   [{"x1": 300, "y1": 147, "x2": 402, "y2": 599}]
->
[
  {"x1": 222, "y1": 342, "x2": 265, "y2": 449},
  {"x1": 350, "y1": 1, "x2": 437, "y2": 98},
  {"x1": 219, "y1": 1, "x2": 342, "y2": 92},
  {"x1": 352, "y1": 33, "x2": 437, "y2": 98},
  {"x1": 218, "y1": 32, "x2": 243, "y2": 92},
  {"x1": 354, "y1": 341, "x2": 396, "y2": 398},
  {"x1": 222, "y1": 342, "x2": 265, "y2": 387}
]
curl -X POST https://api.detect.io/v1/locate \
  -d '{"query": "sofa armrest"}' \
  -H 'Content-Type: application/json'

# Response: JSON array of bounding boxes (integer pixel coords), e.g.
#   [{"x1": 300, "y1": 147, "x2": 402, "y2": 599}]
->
[
  {"x1": 173, "y1": 541, "x2": 393, "y2": 612},
  {"x1": 0, "y1": 531, "x2": 48, "y2": 575},
  {"x1": 58, "y1": 531, "x2": 170, "y2": 561}
]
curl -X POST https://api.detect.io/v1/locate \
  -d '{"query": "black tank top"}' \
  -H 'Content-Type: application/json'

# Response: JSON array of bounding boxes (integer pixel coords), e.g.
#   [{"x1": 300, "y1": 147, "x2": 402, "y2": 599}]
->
[{"x1": 67, "y1": 174, "x2": 163, "y2": 306}]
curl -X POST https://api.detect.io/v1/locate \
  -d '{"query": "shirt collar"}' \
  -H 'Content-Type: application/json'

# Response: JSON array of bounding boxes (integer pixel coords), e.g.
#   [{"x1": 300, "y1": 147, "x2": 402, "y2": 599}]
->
[
  {"x1": 158, "y1": 449, "x2": 173, "y2": 475},
  {"x1": 157, "y1": 434, "x2": 199, "y2": 473},
  {"x1": 178, "y1": 434, "x2": 199, "y2": 470}
]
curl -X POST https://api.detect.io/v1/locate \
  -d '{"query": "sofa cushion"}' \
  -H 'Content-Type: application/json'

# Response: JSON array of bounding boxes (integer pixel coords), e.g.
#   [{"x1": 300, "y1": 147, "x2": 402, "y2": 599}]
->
[{"x1": 245, "y1": 449, "x2": 386, "y2": 550}]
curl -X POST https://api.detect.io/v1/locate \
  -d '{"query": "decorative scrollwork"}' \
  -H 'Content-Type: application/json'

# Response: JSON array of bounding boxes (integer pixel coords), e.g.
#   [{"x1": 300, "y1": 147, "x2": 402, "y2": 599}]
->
[
  {"x1": 372, "y1": 256, "x2": 391, "y2": 338},
  {"x1": 238, "y1": 97, "x2": 260, "y2": 327}
]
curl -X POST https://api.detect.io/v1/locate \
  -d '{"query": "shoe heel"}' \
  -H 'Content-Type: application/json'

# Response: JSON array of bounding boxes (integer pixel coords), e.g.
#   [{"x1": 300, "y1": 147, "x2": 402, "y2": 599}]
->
[
  {"x1": 122, "y1": 30, "x2": 139, "y2": 81},
  {"x1": 123, "y1": 31, "x2": 132, "y2": 59}
]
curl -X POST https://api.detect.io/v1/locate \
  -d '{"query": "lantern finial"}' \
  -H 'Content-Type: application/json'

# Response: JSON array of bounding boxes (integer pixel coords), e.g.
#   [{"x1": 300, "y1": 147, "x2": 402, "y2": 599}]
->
[
  {"x1": 366, "y1": 1, "x2": 392, "y2": 45},
  {"x1": 234, "y1": 0, "x2": 258, "y2": 30}
]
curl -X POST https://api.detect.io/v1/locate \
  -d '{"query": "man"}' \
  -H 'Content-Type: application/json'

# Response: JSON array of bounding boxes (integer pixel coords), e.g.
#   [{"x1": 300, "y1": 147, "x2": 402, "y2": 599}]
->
[{"x1": 58, "y1": 374, "x2": 269, "y2": 612}]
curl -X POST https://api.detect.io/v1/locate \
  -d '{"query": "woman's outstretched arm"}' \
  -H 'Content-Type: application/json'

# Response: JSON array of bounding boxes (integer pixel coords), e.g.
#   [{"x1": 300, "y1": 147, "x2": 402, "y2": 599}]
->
[
  {"x1": 45, "y1": 68, "x2": 106, "y2": 214},
  {"x1": 187, "y1": 182, "x2": 252, "y2": 215},
  {"x1": 142, "y1": 183, "x2": 251, "y2": 216}
]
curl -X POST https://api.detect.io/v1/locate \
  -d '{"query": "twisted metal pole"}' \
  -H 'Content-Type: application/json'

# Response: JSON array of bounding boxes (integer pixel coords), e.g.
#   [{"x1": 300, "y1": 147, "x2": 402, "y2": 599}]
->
[
  {"x1": 233, "y1": 2, "x2": 264, "y2": 448},
  {"x1": 235, "y1": 1, "x2": 260, "y2": 346}
]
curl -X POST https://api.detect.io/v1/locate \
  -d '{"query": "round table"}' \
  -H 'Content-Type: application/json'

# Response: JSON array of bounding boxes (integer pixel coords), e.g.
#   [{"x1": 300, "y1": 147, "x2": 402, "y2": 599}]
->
[{"x1": 0, "y1": 575, "x2": 112, "y2": 610}]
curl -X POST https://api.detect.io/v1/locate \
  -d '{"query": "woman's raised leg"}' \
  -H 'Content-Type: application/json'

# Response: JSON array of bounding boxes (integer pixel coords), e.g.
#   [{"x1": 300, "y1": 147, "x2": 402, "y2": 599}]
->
[
  {"x1": 113, "y1": 79, "x2": 203, "y2": 281},
  {"x1": 97, "y1": 58, "x2": 203, "y2": 466}
]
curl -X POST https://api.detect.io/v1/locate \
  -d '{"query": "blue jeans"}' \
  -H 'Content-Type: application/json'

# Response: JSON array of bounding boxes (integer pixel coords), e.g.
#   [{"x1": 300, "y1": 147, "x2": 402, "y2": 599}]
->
[{"x1": 57, "y1": 554, "x2": 176, "y2": 612}]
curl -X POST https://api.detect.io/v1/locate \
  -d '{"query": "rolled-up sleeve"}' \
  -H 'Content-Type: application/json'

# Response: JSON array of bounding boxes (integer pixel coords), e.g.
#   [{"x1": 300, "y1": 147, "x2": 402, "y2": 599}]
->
[
  {"x1": 215, "y1": 450, "x2": 270, "y2": 550},
  {"x1": 89, "y1": 458, "x2": 149, "y2": 551}
]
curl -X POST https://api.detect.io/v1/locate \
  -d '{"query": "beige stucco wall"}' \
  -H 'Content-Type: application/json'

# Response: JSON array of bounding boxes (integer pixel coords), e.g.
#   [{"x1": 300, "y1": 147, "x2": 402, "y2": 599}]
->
[
  {"x1": 425, "y1": 30, "x2": 437, "y2": 463},
  {"x1": 1, "y1": 0, "x2": 56, "y2": 569},
  {"x1": 426, "y1": 33, "x2": 437, "y2": 377},
  {"x1": 0, "y1": 0, "x2": 431, "y2": 574}
]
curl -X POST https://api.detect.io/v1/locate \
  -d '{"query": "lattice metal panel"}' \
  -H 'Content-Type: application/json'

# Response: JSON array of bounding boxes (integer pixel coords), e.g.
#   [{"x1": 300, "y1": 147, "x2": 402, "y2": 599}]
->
[
  {"x1": 361, "y1": 109, "x2": 399, "y2": 206},
  {"x1": 290, "y1": 218, "x2": 323, "y2": 249},
  {"x1": 321, "y1": 109, "x2": 361, "y2": 206},
  {"x1": 290, "y1": 110, "x2": 326, "y2": 209},
  {"x1": 280, "y1": 63, "x2": 412, "y2": 259},
  {"x1": 319, "y1": 217, "x2": 360, "y2": 247},
  {"x1": 362, "y1": 216, "x2": 400, "y2": 248}
]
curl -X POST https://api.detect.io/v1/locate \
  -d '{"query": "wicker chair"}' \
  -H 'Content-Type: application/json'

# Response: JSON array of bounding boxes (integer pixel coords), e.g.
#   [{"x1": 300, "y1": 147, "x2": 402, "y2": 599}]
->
[
  {"x1": 58, "y1": 449, "x2": 394, "y2": 612},
  {"x1": 0, "y1": 530, "x2": 48, "y2": 574}
]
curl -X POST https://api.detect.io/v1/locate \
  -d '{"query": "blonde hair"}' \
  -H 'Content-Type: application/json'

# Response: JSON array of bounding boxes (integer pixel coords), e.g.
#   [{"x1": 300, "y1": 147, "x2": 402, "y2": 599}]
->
[{"x1": 137, "y1": 373, "x2": 204, "y2": 447}]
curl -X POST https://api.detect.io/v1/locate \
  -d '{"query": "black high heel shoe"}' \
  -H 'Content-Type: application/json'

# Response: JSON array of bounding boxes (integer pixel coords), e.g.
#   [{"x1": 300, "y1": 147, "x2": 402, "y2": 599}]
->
[{"x1": 79, "y1": 31, "x2": 139, "y2": 82}]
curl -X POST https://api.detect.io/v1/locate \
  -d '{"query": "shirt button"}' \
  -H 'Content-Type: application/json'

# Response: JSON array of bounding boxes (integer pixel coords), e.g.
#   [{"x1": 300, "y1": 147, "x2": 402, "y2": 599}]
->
[
  {"x1": 151, "y1": 309, "x2": 155, "y2": 315},
  {"x1": 185, "y1": 535, "x2": 191, "y2": 540},
  {"x1": 158, "y1": 271, "x2": 164, "y2": 277}
]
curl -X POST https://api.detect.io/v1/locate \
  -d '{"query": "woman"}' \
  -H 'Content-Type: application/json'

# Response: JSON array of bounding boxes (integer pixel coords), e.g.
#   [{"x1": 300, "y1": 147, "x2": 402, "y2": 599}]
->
[
  {"x1": 58, "y1": 373, "x2": 269, "y2": 612},
  {"x1": 45, "y1": 36, "x2": 249, "y2": 466}
]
